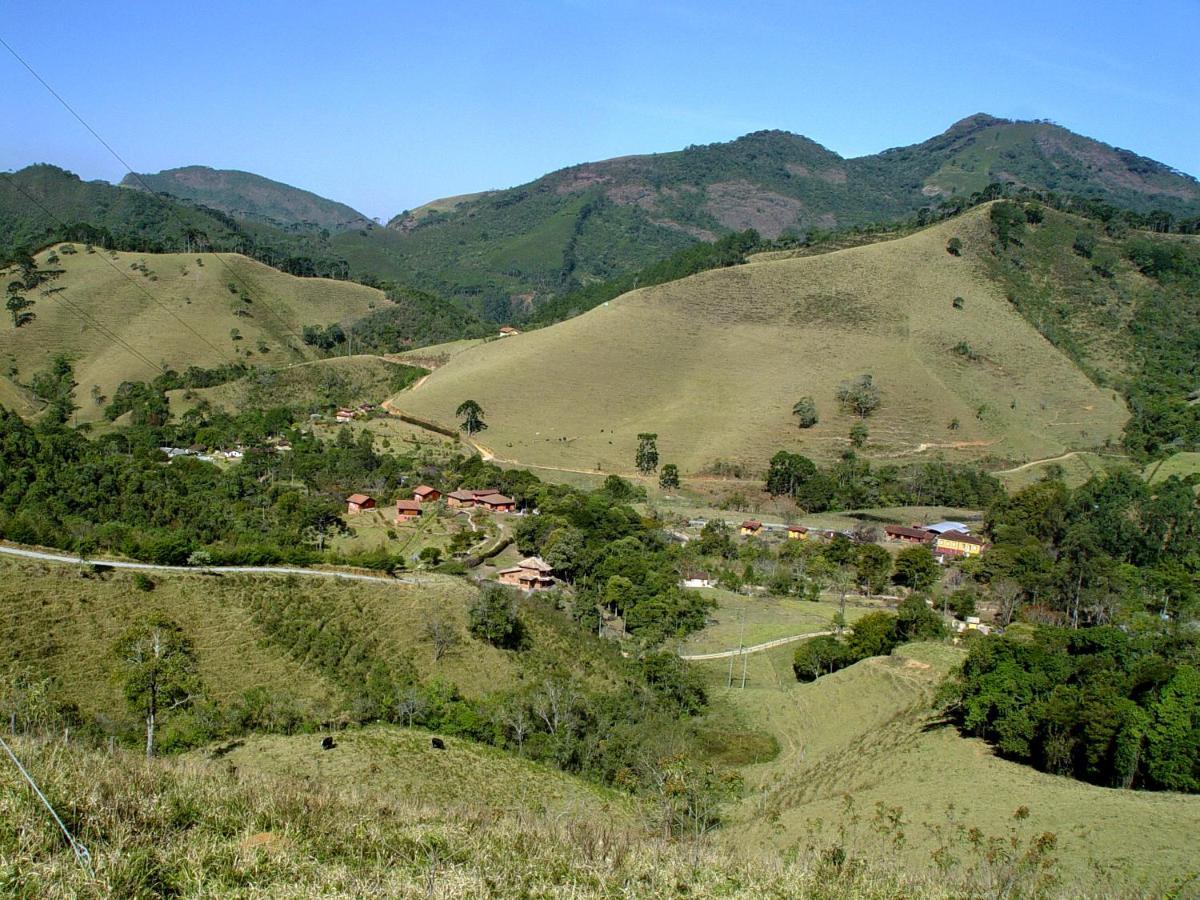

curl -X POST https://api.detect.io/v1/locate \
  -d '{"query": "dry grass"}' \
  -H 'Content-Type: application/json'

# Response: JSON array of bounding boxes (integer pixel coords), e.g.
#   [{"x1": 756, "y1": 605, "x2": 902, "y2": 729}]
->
[
  {"x1": 392, "y1": 207, "x2": 1127, "y2": 473},
  {"x1": 0, "y1": 245, "x2": 384, "y2": 422}
]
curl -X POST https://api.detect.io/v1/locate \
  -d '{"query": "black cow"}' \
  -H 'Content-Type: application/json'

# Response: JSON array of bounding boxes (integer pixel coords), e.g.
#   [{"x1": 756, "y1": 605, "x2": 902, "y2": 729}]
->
[
  {"x1": 321, "y1": 735, "x2": 337, "y2": 750},
  {"x1": 431, "y1": 737, "x2": 446, "y2": 750}
]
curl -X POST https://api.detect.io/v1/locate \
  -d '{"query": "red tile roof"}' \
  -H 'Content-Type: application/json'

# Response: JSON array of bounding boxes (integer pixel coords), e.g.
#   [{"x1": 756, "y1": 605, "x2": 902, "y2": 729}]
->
[
  {"x1": 347, "y1": 493, "x2": 373, "y2": 505},
  {"x1": 395, "y1": 499, "x2": 423, "y2": 512}
]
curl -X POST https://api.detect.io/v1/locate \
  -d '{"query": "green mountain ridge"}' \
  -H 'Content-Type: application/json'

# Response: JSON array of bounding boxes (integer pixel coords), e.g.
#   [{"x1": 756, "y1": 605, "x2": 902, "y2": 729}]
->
[
  {"x1": 121, "y1": 165, "x2": 372, "y2": 231},
  {"x1": 372, "y1": 114, "x2": 1200, "y2": 306}
]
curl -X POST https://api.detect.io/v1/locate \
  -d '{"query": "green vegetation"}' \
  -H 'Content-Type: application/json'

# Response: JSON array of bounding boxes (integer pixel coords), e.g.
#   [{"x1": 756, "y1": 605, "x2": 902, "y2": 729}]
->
[
  {"x1": 456, "y1": 398, "x2": 487, "y2": 435},
  {"x1": 945, "y1": 627, "x2": 1199, "y2": 792},
  {"x1": 122, "y1": 165, "x2": 371, "y2": 231}
]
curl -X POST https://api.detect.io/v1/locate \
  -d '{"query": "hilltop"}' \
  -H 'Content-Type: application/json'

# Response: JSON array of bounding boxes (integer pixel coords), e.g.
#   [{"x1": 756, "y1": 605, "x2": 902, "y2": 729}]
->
[
  {"x1": 122, "y1": 165, "x2": 372, "y2": 231},
  {"x1": 375, "y1": 115, "x2": 1200, "y2": 304},
  {"x1": 0, "y1": 243, "x2": 385, "y2": 421},
  {"x1": 391, "y1": 205, "x2": 1128, "y2": 472}
]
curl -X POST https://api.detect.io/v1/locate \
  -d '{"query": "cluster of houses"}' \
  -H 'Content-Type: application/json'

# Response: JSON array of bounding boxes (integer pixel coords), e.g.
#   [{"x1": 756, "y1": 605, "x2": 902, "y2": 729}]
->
[
  {"x1": 345, "y1": 484, "x2": 518, "y2": 523},
  {"x1": 335, "y1": 403, "x2": 377, "y2": 424},
  {"x1": 160, "y1": 445, "x2": 245, "y2": 463},
  {"x1": 884, "y1": 520, "x2": 988, "y2": 561},
  {"x1": 739, "y1": 520, "x2": 838, "y2": 541}
]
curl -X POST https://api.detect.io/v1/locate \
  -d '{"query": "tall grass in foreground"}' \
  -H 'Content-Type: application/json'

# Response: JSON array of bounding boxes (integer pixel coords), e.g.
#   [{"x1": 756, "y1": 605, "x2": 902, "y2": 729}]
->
[{"x1": 0, "y1": 735, "x2": 1159, "y2": 898}]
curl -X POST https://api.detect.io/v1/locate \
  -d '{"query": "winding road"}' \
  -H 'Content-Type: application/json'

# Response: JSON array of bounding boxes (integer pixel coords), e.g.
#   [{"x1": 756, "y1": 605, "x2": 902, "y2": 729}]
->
[{"x1": 0, "y1": 544, "x2": 420, "y2": 585}]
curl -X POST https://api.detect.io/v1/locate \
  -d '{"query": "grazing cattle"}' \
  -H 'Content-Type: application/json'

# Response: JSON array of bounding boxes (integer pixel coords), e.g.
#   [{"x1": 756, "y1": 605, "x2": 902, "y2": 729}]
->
[
  {"x1": 431, "y1": 737, "x2": 446, "y2": 750},
  {"x1": 321, "y1": 735, "x2": 336, "y2": 750}
]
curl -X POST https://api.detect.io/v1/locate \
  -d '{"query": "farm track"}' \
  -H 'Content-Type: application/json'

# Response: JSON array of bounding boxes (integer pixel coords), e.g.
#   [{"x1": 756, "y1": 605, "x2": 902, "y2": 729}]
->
[
  {"x1": 679, "y1": 630, "x2": 835, "y2": 661},
  {"x1": 0, "y1": 543, "x2": 421, "y2": 585}
]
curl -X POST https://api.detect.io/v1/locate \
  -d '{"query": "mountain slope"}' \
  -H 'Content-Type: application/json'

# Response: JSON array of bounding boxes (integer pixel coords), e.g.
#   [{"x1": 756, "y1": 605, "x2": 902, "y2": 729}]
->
[
  {"x1": 390, "y1": 206, "x2": 1127, "y2": 471},
  {"x1": 377, "y1": 116, "x2": 1200, "y2": 303},
  {"x1": 0, "y1": 243, "x2": 386, "y2": 420},
  {"x1": 123, "y1": 165, "x2": 371, "y2": 231}
]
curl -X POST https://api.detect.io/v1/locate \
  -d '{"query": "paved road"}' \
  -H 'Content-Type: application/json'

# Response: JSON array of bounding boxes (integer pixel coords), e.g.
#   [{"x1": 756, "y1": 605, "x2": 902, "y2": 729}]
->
[
  {"x1": 0, "y1": 544, "x2": 420, "y2": 585},
  {"x1": 679, "y1": 630, "x2": 836, "y2": 661}
]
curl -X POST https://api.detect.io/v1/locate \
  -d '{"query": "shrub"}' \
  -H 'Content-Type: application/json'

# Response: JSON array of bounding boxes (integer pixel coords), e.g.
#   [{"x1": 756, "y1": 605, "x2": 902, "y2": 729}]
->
[
  {"x1": 946, "y1": 237, "x2": 963, "y2": 256},
  {"x1": 468, "y1": 584, "x2": 523, "y2": 649}
]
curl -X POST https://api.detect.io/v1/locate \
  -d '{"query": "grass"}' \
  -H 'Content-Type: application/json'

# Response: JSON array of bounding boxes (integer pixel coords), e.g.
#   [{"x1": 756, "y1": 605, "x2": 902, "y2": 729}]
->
[
  {"x1": 0, "y1": 245, "x2": 385, "y2": 423},
  {"x1": 167, "y1": 355, "x2": 422, "y2": 417},
  {"x1": 208, "y1": 725, "x2": 635, "y2": 818},
  {"x1": 391, "y1": 206, "x2": 1127, "y2": 474},
  {"x1": 0, "y1": 555, "x2": 621, "y2": 724},
  {"x1": 1144, "y1": 451, "x2": 1200, "y2": 485},
  {"x1": 688, "y1": 640, "x2": 1200, "y2": 893},
  {"x1": 677, "y1": 588, "x2": 879, "y2": 656}
]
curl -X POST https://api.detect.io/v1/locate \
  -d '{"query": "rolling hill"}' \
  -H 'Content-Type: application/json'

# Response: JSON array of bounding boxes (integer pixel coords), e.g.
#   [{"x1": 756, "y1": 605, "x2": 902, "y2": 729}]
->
[
  {"x1": 389, "y1": 205, "x2": 1128, "y2": 473},
  {"x1": 375, "y1": 114, "x2": 1200, "y2": 304},
  {"x1": 122, "y1": 165, "x2": 372, "y2": 231},
  {"x1": 0, "y1": 243, "x2": 386, "y2": 421}
]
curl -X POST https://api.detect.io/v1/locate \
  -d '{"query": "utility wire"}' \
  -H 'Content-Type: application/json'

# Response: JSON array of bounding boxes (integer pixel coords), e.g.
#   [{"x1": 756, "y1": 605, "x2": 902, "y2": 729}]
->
[
  {"x1": 1, "y1": 34, "x2": 323, "y2": 351},
  {"x1": 0, "y1": 734, "x2": 95, "y2": 877},
  {"x1": 1, "y1": 175, "x2": 240, "y2": 368}
]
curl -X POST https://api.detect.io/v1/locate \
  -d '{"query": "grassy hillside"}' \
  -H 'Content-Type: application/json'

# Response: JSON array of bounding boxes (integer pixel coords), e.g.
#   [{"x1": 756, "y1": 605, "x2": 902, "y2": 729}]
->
[
  {"x1": 392, "y1": 206, "x2": 1127, "y2": 473},
  {"x1": 0, "y1": 244, "x2": 387, "y2": 421},
  {"x1": 695, "y1": 642, "x2": 1199, "y2": 893},
  {"x1": 167, "y1": 354, "x2": 423, "y2": 417},
  {"x1": 123, "y1": 166, "x2": 371, "y2": 231},
  {"x1": 372, "y1": 115, "x2": 1200, "y2": 304}
]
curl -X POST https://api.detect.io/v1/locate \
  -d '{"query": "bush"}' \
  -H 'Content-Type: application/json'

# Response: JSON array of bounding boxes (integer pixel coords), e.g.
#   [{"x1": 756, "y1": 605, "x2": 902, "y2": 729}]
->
[{"x1": 946, "y1": 237, "x2": 963, "y2": 256}]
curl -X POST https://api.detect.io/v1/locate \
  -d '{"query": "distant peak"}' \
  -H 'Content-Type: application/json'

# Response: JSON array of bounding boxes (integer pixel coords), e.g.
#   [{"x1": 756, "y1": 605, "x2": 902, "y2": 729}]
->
[{"x1": 943, "y1": 113, "x2": 1009, "y2": 135}]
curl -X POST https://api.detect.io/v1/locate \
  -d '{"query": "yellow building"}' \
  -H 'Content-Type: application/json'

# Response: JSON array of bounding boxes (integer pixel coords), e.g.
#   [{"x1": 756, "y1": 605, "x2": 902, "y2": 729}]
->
[
  {"x1": 787, "y1": 525, "x2": 808, "y2": 540},
  {"x1": 934, "y1": 531, "x2": 987, "y2": 558}
]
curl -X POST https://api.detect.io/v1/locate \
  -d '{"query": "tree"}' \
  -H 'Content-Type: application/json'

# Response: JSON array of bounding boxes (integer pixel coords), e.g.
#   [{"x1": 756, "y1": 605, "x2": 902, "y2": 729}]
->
[
  {"x1": 846, "y1": 611, "x2": 898, "y2": 660},
  {"x1": 895, "y1": 595, "x2": 946, "y2": 641},
  {"x1": 5, "y1": 289, "x2": 34, "y2": 327},
  {"x1": 418, "y1": 546, "x2": 442, "y2": 567},
  {"x1": 792, "y1": 396, "x2": 819, "y2": 428},
  {"x1": 849, "y1": 422, "x2": 869, "y2": 448},
  {"x1": 468, "y1": 584, "x2": 523, "y2": 649},
  {"x1": 456, "y1": 400, "x2": 487, "y2": 435},
  {"x1": 423, "y1": 617, "x2": 460, "y2": 661},
  {"x1": 659, "y1": 463, "x2": 680, "y2": 490},
  {"x1": 635, "y1": 433, "x2": 659, "y2": 474},
  {"x1": 836, "y1": 374, "x2": 881, "y2": 419},
  {"x1": 855, "y1": 544, "x2": 891, "y2": 595},
  {"x1": 894, "y1": 545, "x2": 939, "y2": 592},
  {"x1": 793, "y1": 635, "x2": 853, "y2": 682},
  {"x1": 113, "y1": 616, "x2": 199, "y2": 758},
  {"x1": 765, "y1": 450, "x2": 817, "y2": 497},
  {"x1": 946, "y1": 237, "x2": 963, "y2": 256}
]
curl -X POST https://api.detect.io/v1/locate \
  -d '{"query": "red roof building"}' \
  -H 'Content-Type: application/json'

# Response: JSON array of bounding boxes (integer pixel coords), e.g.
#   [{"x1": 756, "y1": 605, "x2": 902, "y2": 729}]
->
[
  {"x1": 497, "y1": 556, "x2": 554, "y2": 591},
  {"x1": 885, "y1": 525, "x2": 935, "y2": 544},
  {"x1": 413, "y1": 485, "x2": 441, "y2": 503},
  {"x1": 395, "y1": 499, "x2": 423, "y2": 522},
  {"x1": 346, "y1": 493, "x2": 376, "y2": 514},
  {"x1": 479, "y1": 493, "x2": 516, "y2": 513}
]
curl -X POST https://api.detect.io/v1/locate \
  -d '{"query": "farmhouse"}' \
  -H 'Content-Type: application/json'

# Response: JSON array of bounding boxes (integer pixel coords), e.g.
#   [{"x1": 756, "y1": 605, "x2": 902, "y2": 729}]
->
[
  {"x1": 497, "y1": 556, "x2": 555, "y2": 591},
  {"x1": 740, "y1": 520, "x2": 763, "y2": 536},
  {"x1": 787, "y1": 525, "x2": 808, "y2": 540},
  {"x1": 394, "y1": 499, "x2": 423, "y2": 523},
  {"x1": 885, "y1": 525, "x2": 935, "y2": 544},
  {"x1": 346, "y1": 493, "x2": 376, "y2": 514},
  {"x1": 498, "y1": 325, "x2": 521, "y2": 336},
  {"x1": 479, "y1": 493, "x2": 516, "y2": 513},
  {"x1": 446, "y1": 489, "x2": 478, "y2": 508},
  {"x1": 335, "y1": 408, "x2": 355, "y2": 423},
  {"x1": 934, "y1": 531, "x2": 988, "y2": 559},
  {"x1": 413, "y1": 485, "x2": 441, "y2": 503}
]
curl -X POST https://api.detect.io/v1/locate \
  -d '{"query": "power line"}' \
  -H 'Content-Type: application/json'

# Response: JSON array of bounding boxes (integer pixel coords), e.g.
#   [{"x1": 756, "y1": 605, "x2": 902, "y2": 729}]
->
[
  {"x1": 1, "y1": 175, "x2": 240, "y2": 369},
  {"x1": 0, "y1": 35, "x2": 323, "y2": 351}
]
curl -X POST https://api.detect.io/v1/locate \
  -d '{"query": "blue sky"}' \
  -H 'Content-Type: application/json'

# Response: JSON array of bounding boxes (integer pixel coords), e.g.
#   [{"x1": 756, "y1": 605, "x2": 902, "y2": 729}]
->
[{"x1": 3, "y1": 0, "x2": 1197, "y2": 219}]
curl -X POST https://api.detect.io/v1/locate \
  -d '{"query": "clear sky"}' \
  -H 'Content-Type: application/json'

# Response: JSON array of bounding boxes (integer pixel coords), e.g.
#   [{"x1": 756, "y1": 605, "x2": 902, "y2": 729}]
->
[{"x1": 3, "y1": 0, "x2": 1197, "y2": 220}]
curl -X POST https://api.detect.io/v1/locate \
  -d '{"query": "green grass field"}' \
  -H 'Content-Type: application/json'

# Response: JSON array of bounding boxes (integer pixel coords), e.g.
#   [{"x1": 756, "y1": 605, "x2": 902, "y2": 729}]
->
[
  {"x1": 692, "y1": 641, "x2": 1199, "y2": 892},
  {"x1": 0, "y1": 245, "x2": 385, "y2": 422},
  {"x1": 1144, "y1": 451, "x2": 1200, "y2": 485},
  {"x1": 391, "y1": 206, "x2": 1127, "y2": 474}
]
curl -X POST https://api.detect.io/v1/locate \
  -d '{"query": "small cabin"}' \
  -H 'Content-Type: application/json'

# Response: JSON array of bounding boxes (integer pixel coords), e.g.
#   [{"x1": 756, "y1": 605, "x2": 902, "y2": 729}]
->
[
  {"x1": 394, "y1": 499, "x2": 423, "y2": 523},
  {"x1": 498, "y1": 325, "x2": 521, "y2": 337},
  {"x1": 497, "y1": 556, "x2": 554, "y2": 591},
  {"x1": 740, "y1": 520, "x2": 763, "y2": 536},
  {"x1": 479, "y1": 493, "x2": 516, "y2": 513},
  {"x1": 413, "y1": 485, "x2": 441, "y2": 503},
  {"x1": 786, "y1": 525, "x2": 808, "y2": 540},
  {"x1": 885, "y1": 525, "x2": 935, "y2": 544},
  {"x1": 347, "y1": 493, "x2": 376, "y2": 514}
]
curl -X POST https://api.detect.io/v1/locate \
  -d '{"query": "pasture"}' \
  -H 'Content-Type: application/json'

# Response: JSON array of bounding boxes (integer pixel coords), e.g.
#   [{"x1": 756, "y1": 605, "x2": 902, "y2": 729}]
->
[{"x1": 392, "y1": 206, "x2": 1127, "y2": 473}]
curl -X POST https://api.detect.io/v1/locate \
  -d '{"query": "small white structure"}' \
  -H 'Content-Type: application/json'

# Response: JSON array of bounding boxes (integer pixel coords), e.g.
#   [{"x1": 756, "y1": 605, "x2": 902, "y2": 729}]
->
[
  {"x1": 926, "y1": 521, "x2": 970, "y2": 535},
  {"x1": 681, "y1": 577, "x2": 715, "y2": 589}
]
